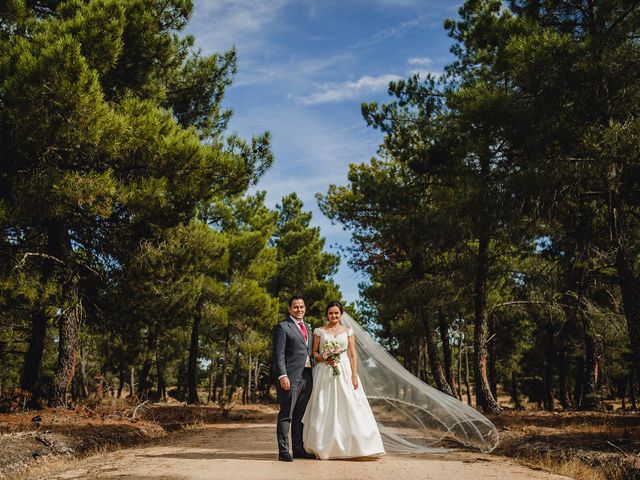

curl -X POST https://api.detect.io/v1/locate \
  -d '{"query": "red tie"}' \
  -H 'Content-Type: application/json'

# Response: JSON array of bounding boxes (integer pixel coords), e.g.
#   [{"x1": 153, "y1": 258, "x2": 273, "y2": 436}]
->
[{"x1": 298, "y1": 321, "x2": 308, "y2": 342}]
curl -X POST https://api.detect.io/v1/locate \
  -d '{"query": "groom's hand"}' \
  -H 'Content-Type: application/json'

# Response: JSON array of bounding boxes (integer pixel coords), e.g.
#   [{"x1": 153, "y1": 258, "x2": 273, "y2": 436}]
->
[{"x1": 279, "y1": 376, "x2": 291, "y2": 391}]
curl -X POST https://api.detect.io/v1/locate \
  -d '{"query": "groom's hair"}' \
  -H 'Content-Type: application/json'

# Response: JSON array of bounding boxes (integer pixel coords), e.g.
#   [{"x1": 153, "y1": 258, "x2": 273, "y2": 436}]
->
[{"x1": 288, "y1": 295, "x2": 305, "y2": 307}]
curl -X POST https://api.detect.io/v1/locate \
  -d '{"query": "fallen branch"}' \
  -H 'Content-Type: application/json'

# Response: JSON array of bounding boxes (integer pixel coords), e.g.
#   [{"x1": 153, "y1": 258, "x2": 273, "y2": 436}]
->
[
  {"x1": 606, "y1": 440, "x2": 630, "y2": 457},
  {"x1": 132, "y1": 400, "x2": 149, "y2": 419}
]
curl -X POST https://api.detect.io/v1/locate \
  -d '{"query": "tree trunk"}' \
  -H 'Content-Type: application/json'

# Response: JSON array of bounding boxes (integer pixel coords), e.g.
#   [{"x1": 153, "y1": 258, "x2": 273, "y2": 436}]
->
[
  {"x1": 52, "y1": 291, "x2": 82, "y2": 407},
  {"x1": 95, "y1": 373, "x2": 104, "y2": 401},
  {"x1": 558, "y1": 343, "x2": 571, "y2": 409},
  {"x1": 176, "y1": 358, "x2": 188, "y2": 400},
  {"x1": 418, "y1": 339, "x2": 427, "y2": 382},
  {"x1": 421, "y1": 308, "x2": 454, "y2": 395},
  {"x1": 187, "y1": 310, "x2": 202, "y2": 404},
  {"x1": 207, "y1": 358, "x2": 216, "y2": 403},
  {"x1": 573, "y1": 356, "x2": 584, "y2": 408},
  {"x1": 129, "y1": 366, "x2": 135, "y2": 398},
  {"x1": 77, "y1": 344, "x2": 89, "y2": 399},
  {"x1": 107, "y1": 374, "x2": 115, "y2": 400},
  {"x1": 438, "y1": 309, "x2": 456, "y2": 397},
  {"x1": 50, "y1": 221, "x2": 83, "y2": 408},
  {"x1": 253, "y1": 357, "x2": 259, "y2": 403},
  {"x1": 511, "y1": 370, "x2": 521, "y2": 410},
  {"x1": 456, "y1": 331, "x2": 463, "y2": 400},
  {"x1": 138, "y1": 330, "x2": 157, "y2": 401},
  {"x1": 629, "y1": 367, "x2": 637, "y2": 409},
  {"x1": 537, "y1": 379, "x2": 543, "y2": 410},
  {"x1": 212, "y1": 362, "x2": 219, "y2": 403},
  {"x1": 580, "y1": 333, "x2": 601, "y2": 410},
  {"x1": 488, "y1": 313, "x2": 497, "y2": 399},
  {"x1": 473, "y1": 233, "x2": 502, "y2": 413},
  {"x1": 52, "y1": 276, "x2": 82, "y2": 407},
  {"x1": 156, "y1": 346, "x2": 166, "y2": 402},
  {"x1": 543, "y1": 364, "x2": 553, "y2": 411},
  {"x1": 464, "y1": 341, "x2": 472, "y2": 406},
  {"x1": 20, "y1": 310, "x2": 48, "y2": 394},
  {"x1": 543, "y1": 318, "x2": 554, "y2": 411},
  {"x1": 71, "y1": 375, "x2": 78, "y2": 402},
  {"x1": 228, "y1": 347, "x2": 241, "y2": 402},
  {"x1": 117, "y1": 365, "x2": 125, "y2": 398},
  {"x1": 245, "y1": 354, "x2": 252, "y2": 405},
  {"x1": 219, "y1": 328, "x2": 230, "y2": 402}
]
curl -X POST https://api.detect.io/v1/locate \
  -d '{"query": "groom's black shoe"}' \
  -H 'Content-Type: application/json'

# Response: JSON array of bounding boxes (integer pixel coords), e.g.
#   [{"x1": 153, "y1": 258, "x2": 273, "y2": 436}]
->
[
  {"x1": 293, "y1": 451, "x2": 316, "y2": 459},
  {"x1": 278, "y1": 452, "x2": 293, "y2": 462}
]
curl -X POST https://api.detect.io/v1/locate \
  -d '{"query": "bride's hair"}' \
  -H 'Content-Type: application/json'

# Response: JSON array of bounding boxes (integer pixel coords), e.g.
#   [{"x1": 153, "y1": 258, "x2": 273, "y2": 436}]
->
[{"x1": 325, "y1": 300, "x2": 344, "y2": 316}]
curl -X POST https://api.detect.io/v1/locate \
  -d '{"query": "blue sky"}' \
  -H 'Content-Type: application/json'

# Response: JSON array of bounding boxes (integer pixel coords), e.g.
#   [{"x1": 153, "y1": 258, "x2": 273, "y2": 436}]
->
[{"x1": 187, "y1": 0, "x2": 461, "y2": 303}]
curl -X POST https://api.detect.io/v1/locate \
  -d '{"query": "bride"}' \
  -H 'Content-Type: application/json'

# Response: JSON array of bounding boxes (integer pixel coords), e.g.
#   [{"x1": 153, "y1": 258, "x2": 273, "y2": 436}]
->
[
  {"x1": 302, "y1": 300, "x2": 499, "y2": 460},
  {"x1": 302, "y1": 301, "x2": 385, "y2": 459}
]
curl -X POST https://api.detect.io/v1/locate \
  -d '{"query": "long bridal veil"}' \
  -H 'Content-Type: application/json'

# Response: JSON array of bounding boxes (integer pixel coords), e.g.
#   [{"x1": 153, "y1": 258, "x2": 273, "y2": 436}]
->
[{"x1": 341, "y1": 312, "x2": 499, "y2": 453}]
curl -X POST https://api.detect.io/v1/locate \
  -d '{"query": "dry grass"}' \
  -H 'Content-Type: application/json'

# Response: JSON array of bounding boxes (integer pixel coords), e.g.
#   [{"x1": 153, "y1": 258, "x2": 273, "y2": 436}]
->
[
  {"x1": 537, "y1": 457, "x2": 608, "y2": 480},
  {"x1": 491, "y1": 410, "x2": 640, "y2": 480},
  {"x1": 510, "y1": 449, "x2": 635, "y2": 480}
]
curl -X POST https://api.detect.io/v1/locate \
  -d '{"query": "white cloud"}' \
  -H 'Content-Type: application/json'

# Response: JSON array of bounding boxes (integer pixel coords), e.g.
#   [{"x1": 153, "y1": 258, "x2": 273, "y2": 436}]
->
[
  {"x1": 408, "y1": 56, "x2": 433, "y2": 66},
  {"x1": 188, "y1": 0, "x2": 293, "y2": 55},
  {"x1": 297, "y1": 74, "x2": 403, "y2": 105},
  {"x1": 355, "y1": 15, "x2": 428, "y2": 48},
  {"x1": 235, "y1": 52, "x2": 354, "y2": 88}
]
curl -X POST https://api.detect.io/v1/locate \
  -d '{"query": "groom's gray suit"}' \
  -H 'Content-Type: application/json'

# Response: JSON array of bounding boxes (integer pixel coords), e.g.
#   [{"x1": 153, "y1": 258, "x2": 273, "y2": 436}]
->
[{"x1": 272, "y1": 316, "x2": 314, "y2": 456}]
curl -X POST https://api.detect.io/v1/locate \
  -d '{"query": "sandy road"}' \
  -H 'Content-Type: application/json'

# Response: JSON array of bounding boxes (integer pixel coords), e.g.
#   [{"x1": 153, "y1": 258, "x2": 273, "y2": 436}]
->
[{"x1": 26, "y1": 420, "x2": 573, "y2": 480}]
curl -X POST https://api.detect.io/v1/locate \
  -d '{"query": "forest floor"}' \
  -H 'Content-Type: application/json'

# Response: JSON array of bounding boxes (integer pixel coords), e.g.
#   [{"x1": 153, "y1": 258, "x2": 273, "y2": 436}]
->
[{"x1": 0, "y1": 399, "x2": 638, "y2": 480}]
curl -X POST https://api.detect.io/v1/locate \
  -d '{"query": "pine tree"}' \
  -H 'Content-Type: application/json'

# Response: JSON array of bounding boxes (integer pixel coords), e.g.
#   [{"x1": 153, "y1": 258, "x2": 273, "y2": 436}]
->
[
  {"x1": 0, "y1": 0, "x2": 271, "y2": 405},
  {"x1": 270, "y1": 193, "x2": 341, "y2": 324}
]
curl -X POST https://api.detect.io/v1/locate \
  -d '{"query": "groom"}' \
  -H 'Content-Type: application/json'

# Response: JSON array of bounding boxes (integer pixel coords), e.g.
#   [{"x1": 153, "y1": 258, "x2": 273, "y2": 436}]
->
[{"x1": 272, "y1": 295, "x2": 315, "y2": 461}]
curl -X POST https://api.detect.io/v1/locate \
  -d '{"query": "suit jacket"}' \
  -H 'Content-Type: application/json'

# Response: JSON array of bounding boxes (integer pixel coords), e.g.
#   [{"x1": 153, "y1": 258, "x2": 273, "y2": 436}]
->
[{"x1": 272, "y1": 316, "x2": 314, "y2": 403}]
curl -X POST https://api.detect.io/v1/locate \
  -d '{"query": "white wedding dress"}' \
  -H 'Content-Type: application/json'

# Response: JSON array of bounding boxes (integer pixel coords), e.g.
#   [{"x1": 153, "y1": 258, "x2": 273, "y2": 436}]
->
[{"x1": 302, "y1": 327, "x2": 385, "y2": 460}]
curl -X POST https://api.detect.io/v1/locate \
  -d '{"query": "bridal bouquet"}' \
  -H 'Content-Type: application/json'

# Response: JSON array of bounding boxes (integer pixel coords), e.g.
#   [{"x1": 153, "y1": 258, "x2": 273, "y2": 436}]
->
[{"x1": 321, "y1": 341, "x2": 346, "y2": 376}]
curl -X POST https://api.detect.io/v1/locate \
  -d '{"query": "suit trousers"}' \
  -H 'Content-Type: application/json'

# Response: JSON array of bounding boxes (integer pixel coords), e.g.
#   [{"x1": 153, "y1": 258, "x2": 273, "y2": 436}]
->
[{"x1": 277, "y1": 367, "x2": 313, "y2": 455}]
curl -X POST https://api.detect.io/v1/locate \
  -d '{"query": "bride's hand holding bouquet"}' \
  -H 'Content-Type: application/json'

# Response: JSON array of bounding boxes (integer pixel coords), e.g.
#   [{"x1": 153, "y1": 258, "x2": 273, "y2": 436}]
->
[{"x1": 321, "y1": 340, "x2": 345, "y2": 376}]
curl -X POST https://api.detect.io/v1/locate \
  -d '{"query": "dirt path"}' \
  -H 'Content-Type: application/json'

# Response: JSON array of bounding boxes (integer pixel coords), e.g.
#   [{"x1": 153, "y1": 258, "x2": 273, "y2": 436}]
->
[{"x1": 26, "y1": 420, "x2": 571, "y2": 480}]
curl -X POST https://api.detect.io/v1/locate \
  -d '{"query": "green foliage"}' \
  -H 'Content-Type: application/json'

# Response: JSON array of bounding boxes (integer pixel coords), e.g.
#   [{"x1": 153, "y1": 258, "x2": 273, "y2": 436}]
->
[
  {"x1": 322, "y1": 0, "x2": 640, "y2": 410},
  {"x1": 0, "y1": 0, "x2": 341, "y2": 405},
  {"x1": 270, "y1": 193, "x2": 342, "y2": 324}
]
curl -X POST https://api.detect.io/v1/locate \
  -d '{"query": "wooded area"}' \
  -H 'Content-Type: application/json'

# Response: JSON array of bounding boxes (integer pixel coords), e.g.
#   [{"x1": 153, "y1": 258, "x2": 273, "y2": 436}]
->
[
  {"x1": 0, "y1": 0, "x2": 342, "y2": 409},
  {"x1": 321, "y1": 0, "x2": 640, "y2": 414},
  {"x1": 2, "y1": 0, "x2": 640, "y2": 418}
]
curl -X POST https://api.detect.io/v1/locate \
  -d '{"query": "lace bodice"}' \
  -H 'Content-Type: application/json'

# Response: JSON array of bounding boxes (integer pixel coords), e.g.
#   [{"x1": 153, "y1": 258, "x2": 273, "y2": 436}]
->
[
  {"x1": 314, "y1": 327, "x2": 353, "y2": 360},
  {"x1": 314, "y1": 327, "x2": 353, "y2": 342}
]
